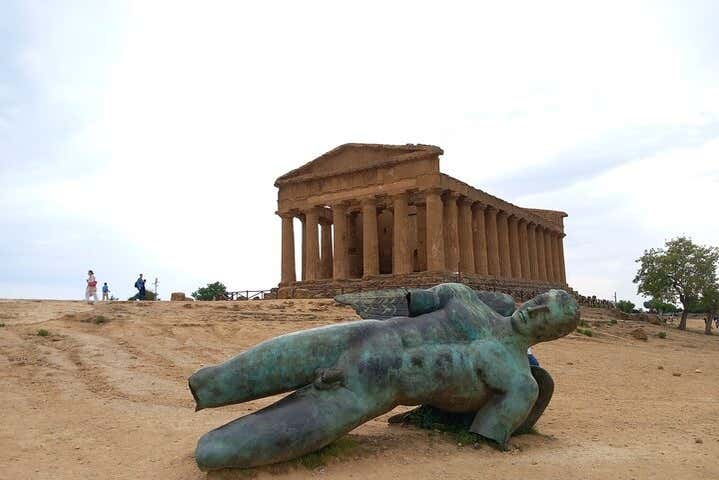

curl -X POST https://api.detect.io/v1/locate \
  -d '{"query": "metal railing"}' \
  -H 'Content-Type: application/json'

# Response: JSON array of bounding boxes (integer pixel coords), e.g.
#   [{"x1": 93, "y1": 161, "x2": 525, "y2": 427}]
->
[{"x1": 215, "y1": 290, "x2": 273, "y2": 301}]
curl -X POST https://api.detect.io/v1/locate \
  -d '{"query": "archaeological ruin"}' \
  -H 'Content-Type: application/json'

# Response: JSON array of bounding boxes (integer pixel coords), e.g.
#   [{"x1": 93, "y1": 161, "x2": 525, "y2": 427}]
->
[{"x1": 274, "y1": 143, "x2": 570, "y2": 299}]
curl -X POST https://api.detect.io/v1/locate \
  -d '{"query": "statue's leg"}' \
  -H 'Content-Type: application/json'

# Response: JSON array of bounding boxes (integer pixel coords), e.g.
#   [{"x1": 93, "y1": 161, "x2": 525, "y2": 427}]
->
[
  {"x1": 189, "y1": 320, "x2": 379, "y2": 410},
  {"x1": 195, "y1": 384, "x2": 378, "y2": 470}
]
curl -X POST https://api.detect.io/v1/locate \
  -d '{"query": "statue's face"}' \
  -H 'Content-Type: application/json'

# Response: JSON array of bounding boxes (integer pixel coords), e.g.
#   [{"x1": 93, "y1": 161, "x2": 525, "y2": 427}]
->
[{"x1": 512, "y1": 290, "x2": 580, "y2": 343}]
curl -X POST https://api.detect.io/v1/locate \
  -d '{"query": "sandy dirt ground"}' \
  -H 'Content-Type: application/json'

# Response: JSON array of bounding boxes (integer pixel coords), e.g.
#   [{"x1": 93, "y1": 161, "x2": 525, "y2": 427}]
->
[{"x1": 1, "y1": 298, "x2": 718, "y2": 480}]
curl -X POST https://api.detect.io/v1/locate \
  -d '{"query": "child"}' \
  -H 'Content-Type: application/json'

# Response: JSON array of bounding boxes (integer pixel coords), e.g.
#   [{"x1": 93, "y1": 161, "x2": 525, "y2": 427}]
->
[{"x1": 102, "y1": 282, "x2": 110, "y2": 301}]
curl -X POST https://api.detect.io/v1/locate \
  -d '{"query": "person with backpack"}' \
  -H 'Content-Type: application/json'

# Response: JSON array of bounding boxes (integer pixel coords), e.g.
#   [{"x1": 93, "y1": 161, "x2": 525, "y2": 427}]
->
[
  {"x1": 85, "y1": 270, "x2": 98, "y2": 304},
  {"x1": 135, "y1": 274, "x2": 146, "y2": 300},
  {"x1": 102, "y1": 282, "x2": 110, "y2": 301}
]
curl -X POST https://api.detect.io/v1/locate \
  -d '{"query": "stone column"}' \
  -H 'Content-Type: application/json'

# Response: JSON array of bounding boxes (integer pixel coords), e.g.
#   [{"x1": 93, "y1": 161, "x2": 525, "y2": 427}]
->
[
  {"x1": 559, "y1": 234, "x2": 567, "y2": 284},
  {"x1": 536, "y1": 226, "x2": 547, "y2": 281},
  {"x1": 458, "y1": 197, "x2": 475, "y2": 274},
  {"x1": 416, "y1": 203, "x2": 427, "y2": 271},
  {"x1": 443, "y1": 192, "x2": 460, "y2": 272},
  {"x1": 425, "y1": 189, "x2": 445, "y2": 271},
  {"x1": 332, "y1": 204, "x2": 348, "y2": 280},
  {"x1": 472, "y1": 203, "x2": 488, "y2": 275},
  {"x1": 280, "y1": 213, "x2": 296, "y2": 284},
  {"x1": 518, "y1": 219, "x2": 530, "y2": 281},
  {"x1": 508, "y1": 215, "x2": 522, "y2": 279},
  {"x1": 392, "y1": 192, "x2": 411, "y2": 274},
  {"x1": 300, "y1": 215, "x2": 307, "y2": 281},
  {"x1": 543, "y1": 228, "x2": 555, "y2": 283},
  {"x1": 361, "y1": 198, "x2": 379, "y2": 277},
  {"x1": 552, "y1": 232, "x2": 564, "y2": 283},
  {"x1": 484, "y1": 206, "x2": 500, "y2": 276},
  {"x1": 497, "y1": 211, "x2": 511, "y2": 278},
  {"x1": 304, "y1": 207, "x2": 320, "y2": 281},
  {"x1": 320, "y1": 221, "x2": 333, "y2": 279},
  {"x1": 527, "y1": 223, "x2": 539, "y2": 280}
]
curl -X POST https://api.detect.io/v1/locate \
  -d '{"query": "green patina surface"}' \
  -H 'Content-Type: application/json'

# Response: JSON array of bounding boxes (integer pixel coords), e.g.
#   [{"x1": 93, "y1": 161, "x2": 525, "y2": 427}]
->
[{"x1": 189, "y1": 283, "x2": 579, "y2": 470}]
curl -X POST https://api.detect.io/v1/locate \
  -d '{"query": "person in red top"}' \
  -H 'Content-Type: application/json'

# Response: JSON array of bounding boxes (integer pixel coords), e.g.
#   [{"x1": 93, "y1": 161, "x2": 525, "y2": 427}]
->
[{"x1": 85, "y1": 270, "x2": 98, "y2": 304}]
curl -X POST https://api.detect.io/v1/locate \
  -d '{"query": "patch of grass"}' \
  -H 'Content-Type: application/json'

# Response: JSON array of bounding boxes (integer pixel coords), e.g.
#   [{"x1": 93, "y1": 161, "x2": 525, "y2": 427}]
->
[
  {"x1": 576, "y1": 327, "x2": 593, "y2": 337},
  {"x1": 93, "y1": 315, "x2": 108, "y2": 325},
  {"x1": 455, "y1": 430, "x2": 477, "y2": 446},
  {"x1": 0, "y1": 322, "x2": 5, "y2": 327},
  {"x1": 610, "y1": 318, "x2": 618, "y2": 325},
  {"x1": 37, "y1": 329, "x2": 50, "y2": 337},
  {"x1": 392, "y1": 405, "x2": 481, "y2": 445},
  {"x1": 579, "y1": 320, "x2": 589, "y2": 327},
  {"x1": 657, "y1": 331, "x2": 667, "y2": 339}
]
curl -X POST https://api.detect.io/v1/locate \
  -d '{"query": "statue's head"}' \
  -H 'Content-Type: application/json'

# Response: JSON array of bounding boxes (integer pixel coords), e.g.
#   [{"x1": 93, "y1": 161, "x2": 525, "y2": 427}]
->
[{"x1": 511, "y1": 289, "x2": 579, "y2": 344}]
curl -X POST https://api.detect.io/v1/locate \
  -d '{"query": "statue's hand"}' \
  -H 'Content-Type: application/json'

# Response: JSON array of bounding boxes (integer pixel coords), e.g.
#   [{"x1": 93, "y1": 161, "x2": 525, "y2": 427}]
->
[{"x1": 469, "y1": 341, "x2": 538, "y2": 446}]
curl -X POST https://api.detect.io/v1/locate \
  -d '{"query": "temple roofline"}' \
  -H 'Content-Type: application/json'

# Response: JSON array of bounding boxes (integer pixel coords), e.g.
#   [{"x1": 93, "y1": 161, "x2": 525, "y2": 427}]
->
[{"x1": 274, "y1": 143, "x2": 443, "y2": 186}]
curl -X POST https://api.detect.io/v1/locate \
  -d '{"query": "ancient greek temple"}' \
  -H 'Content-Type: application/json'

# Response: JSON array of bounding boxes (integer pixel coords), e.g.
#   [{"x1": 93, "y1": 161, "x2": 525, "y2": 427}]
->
[{"x1": 274, "y1": 144, "x2": 569, "y2": 299}]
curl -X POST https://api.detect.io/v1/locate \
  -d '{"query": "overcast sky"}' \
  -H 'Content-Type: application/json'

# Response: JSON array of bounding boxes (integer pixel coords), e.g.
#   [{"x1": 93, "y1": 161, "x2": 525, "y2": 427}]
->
[{"x1": 1, "y1": 1, "x2": 718, "y2": 303}]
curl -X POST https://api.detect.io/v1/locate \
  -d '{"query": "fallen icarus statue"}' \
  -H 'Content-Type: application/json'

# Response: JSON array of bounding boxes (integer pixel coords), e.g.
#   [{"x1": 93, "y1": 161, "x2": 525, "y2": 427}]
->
[{"x1": 188, "y1": 283, "x2": 579, "y2": 470}]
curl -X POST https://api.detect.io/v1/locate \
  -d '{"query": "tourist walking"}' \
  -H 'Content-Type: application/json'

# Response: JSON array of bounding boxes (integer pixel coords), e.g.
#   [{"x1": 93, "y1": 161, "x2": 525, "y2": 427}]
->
[
  {"x1": 85, "y1": 270, "x2": 98, "y2": 304},
  {"x1": 134, "y1": 274, "x2": 146, "y2": 300},
  {"x1": 102, "y1": 282, "x2": 110, "y2": 301}
]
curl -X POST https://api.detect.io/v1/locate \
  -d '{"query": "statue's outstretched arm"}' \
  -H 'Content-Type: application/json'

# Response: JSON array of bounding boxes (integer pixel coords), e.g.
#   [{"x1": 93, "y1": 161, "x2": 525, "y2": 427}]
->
[
  {"x1": 408, "y1": 283, "x2": 480, "y2": 316},
  {"x1": 469, "y1": 341, "x2": 538, "y2": 448}
]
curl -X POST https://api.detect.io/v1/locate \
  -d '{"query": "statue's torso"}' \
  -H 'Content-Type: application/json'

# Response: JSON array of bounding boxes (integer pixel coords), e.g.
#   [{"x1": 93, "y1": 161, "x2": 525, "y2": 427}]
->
[{"x1": 333, "y1": 297, "x2": 525, "y2": 413}]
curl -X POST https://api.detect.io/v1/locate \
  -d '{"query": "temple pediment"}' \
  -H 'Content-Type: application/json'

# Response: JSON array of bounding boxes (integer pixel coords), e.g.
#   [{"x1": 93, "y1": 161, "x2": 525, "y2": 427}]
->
[{"x1": 275, "y1": 143, "x2": 443, "y2": 186}]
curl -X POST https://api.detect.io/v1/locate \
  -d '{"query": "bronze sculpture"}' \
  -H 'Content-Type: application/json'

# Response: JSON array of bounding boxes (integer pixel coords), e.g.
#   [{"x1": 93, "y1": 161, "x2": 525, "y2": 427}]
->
[{"x1": 189, "y1": 283, "x2": 579, "y2": 470}]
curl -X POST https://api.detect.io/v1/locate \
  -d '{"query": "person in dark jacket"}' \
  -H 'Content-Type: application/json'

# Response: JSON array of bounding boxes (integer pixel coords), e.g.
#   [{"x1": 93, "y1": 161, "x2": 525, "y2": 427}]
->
[{"x1": 135, "y1": 274, "x2": 146, "y2": 300}]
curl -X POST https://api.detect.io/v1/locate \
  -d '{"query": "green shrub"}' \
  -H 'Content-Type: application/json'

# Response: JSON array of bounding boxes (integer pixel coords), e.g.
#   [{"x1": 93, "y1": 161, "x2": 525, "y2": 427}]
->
[
  {"x1": 577, "y1": 327, "x2": 593, "y2": 337},
  {"x1": 610, "y1": 318, "x2": 618, "y2": 325},
  {"x1": 657, "y1": 331, "x2": 667, "y2": 339},
  {"x1": 0, "y1": 323, "x2": 5, "y2": 327},
  {"x1": 37, "y1": 329, "x2": 50, "y2": 337},
  {"x1": 192, "y1": 281, "x2": 228, "y2": 301},
  {"x1": 128, "y1": 291, "x2": 157, "y2": 301},
  {"x1": 93, "y1": 315, "x2": 108, "y2": 325},
  {"x1": 616, "y1": 300, "x2": 636, "y2": 314}
]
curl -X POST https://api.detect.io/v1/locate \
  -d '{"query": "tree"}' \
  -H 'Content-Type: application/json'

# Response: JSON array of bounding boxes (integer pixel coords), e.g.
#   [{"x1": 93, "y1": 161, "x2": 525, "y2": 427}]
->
[
  {"x1": 192, "y1": 281, "x2": 228, "y2": 301},
  {"x1": 634, "y1": 237, "x2": 719, "y2": 331},
  {"x1": 698, "y1": 284, "x2": 719, "y2": 335},
  {"x1": 616, "y1": 300, "x2": 635, "y2": 314}
]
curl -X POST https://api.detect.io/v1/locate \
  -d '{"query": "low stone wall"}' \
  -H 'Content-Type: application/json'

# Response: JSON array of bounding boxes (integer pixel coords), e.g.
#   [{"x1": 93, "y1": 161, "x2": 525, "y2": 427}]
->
[{"x1": 275, "y1": 272, "x2": 574, "y2": 302}]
